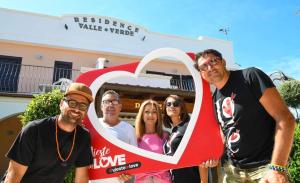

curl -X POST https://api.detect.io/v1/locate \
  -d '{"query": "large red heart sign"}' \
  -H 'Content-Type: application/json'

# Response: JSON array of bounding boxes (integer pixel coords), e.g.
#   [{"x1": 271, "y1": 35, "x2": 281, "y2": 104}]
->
[{"x1": 76, "y1": 48, "x2": 223, "y2": 180}]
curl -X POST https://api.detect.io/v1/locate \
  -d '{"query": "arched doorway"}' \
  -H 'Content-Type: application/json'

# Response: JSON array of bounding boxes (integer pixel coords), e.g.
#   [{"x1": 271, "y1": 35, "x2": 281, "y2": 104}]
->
[{"x1": 0, "y1": 113, "x2": 22, "y2": 176}]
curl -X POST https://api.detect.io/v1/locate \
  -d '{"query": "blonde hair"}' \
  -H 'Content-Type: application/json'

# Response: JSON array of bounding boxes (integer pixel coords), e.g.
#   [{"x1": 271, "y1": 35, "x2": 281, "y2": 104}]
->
[{"x1": 135, "y1": 99, "x2": 163, "y2": 141}]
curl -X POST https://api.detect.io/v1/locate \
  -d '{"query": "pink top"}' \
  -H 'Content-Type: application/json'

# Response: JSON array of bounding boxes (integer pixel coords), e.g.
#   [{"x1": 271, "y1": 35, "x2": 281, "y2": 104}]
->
[
  {"x1": 135, "y1": 133, "x2": 171, "y2": 183},
  {"x1": 138, "y1": 133, "x2": 165, "y2": 153}
]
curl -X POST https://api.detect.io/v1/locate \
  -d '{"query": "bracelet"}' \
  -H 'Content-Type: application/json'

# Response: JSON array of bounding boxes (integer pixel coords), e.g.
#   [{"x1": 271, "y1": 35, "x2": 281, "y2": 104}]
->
[{"x1": 268, "y1": 164, "x2": 287, "y2": 172}]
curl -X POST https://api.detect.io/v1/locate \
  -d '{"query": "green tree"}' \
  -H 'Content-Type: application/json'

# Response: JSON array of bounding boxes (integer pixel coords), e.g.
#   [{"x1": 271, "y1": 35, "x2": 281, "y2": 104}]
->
[
  {"x1": 278, "y1": 80, "x2": 300, "y2": 181},
  {"x1": 288, "y1": 121, "x2": 300, "y2": 182},
  {"x1": 278, "y1": 79, "x2": 300, "y2": 120},
  {"x1": 19, "y1": 89, "x2": 75, "y2": 183}
]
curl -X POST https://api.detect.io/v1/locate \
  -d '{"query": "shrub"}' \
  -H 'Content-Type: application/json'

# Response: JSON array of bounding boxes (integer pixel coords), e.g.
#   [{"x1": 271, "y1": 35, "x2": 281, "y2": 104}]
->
[
  {"x1": 278, "y1": 80, "x2": 300, "y2": 109},
  {"x1": 278, "y1": 80, "x2": 300, "y2": 120},
  {"x1": 288, "y1": 121, "x2": 300, "y2": 182},
  {"x1": 20, "y1": 89, "x2": 63, "y2": 125},
  {"x1": 19, "y1": 89, "x2": 74, "y2": 183}
]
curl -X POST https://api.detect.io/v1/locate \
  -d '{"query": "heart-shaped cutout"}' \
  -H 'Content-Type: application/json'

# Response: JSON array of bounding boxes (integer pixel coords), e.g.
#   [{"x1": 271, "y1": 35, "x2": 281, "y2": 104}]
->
[{"x1": 77, "y1": 48, "x2": 223, "y2": 180}]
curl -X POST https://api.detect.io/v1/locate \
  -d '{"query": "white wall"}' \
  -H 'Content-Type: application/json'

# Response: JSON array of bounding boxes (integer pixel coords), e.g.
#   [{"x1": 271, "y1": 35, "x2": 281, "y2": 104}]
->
[
  {"x1": 0, "y1": 96, "x2": 32, "y2": 120},
  {"x1": 109, "y1": 73, "x2": 172, "y2": 88},
  {"x1": 0, "y1": 8, "x2": 237, "y2": 69}
]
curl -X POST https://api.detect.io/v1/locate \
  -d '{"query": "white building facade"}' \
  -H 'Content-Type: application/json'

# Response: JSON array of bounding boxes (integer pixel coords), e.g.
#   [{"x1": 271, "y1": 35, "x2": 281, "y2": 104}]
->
[{"x1": 0, "y1": 7, "x2": 238, "y2": 174}]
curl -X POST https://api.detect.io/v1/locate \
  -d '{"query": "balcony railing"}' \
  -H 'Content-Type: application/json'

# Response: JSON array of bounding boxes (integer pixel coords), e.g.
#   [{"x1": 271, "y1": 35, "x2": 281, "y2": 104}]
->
[
  {"x1": 170, "y1": 78, "x2": 195, "y2": 91},
  {"x1": 170, "y1": 76, "x2": 195, "y2": 91},
  {"x1": 0, "y1": 63, "x2": 195, "y2": 95},
  {"x1": 0, "y1": 63, "x2": 80, "y2": 94}
]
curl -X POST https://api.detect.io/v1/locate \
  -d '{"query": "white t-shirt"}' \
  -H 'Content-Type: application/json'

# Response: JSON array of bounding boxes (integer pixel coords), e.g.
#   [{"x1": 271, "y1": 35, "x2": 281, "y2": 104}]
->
[
  {"x1": 89, "y1": 118, "x2": 137, "y2": 183},
  {"x1": 99, "y1": 118, "x2": 137, "y2": 146}
]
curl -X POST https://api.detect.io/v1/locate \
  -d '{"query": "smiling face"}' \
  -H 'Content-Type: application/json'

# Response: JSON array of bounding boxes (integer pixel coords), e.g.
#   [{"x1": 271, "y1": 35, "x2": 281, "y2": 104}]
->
[
  {"x1": 135, "y1": 100, "x2": 163, "y2": 139},
  {"x1": 166, "y1": 97, "x2": 181, "y2": 119},
  {"x1": 60, "y1": 93, "x2": 90, "y2": 125},
  {"x1": 143, "y1": 104, "x2": 158, "y2": 128},
  {"x1": 101, "y1": 93, "x2": 122, "y2": 124},
  {"x1": 197, "y1": 53, "x2": 228, "y2": 88},
  {"x1": 163, "y1": 95, "x2": 190, "y2": 128}
]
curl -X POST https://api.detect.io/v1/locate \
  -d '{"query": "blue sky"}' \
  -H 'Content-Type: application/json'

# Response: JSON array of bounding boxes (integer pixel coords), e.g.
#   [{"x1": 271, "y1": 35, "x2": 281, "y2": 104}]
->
[{"x1": 1, "y1": 0, "x2": 299, "y2": 80}]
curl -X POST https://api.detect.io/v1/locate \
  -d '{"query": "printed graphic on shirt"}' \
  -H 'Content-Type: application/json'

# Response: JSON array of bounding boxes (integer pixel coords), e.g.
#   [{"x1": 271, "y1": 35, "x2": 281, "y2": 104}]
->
[
  {"x1": 227, "y1": 128, "x2": 240, "y2": 154},
  {"x1": 216, "y1": 93, "x2": 240, "y2": 156},
  {"x1": 222, "y1": 95, "x2": 235, "y2": 118}
]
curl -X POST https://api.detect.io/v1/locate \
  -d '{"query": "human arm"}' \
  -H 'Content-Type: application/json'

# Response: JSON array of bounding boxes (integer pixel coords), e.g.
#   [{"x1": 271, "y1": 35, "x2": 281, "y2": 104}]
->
[
  {"x1": 74, "y1": 129, "x2": 94, "y2": 183},
  {"x1": 259, "y1": 88, "x2": 296, "y2": 182},
  {"x1": 198, "y1": 166, "x2": 208, "y2": 183},
  {"x1": 74, "y1": 166, "x2": 90, "y2": 183},
  {"x1": 199, "y1": 159, "x2": 219, "y2": 183},
  {"x1": 4, "y1": 160, "x2": 28, "y2": 183},
  {"x1": 4, "y1": 121, "x2": 39, "y2": 183}
]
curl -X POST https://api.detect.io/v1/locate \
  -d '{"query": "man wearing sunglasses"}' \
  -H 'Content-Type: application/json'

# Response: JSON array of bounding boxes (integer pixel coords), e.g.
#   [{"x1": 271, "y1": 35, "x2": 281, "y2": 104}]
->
[
  {"x1": 3, "y1": 83, "x2": 94, "y2": 183},
  {"x1": 195, "y1": 49, "x2": 295, "y2": 183}
]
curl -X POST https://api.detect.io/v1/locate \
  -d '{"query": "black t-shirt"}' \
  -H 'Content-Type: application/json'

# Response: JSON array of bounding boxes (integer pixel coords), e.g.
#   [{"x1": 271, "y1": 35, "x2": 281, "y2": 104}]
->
[
  {"x1": 164, "y1": 120, "x2": 200, "y2": 183},
  {"x1": 6, "y1": 116, "x2": 93, "y2": 183},
  {"x1": 213, "y1": 67, "x2": 276, "y2": 169}
]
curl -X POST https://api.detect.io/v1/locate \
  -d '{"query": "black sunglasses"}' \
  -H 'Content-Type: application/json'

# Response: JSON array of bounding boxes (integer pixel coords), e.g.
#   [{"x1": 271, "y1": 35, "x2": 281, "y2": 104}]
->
[
  {"x1": 166, "y1": 101, "x2": 180, "y2": 107},
  {"x1": 63, "y1": 98, "x2": 89, "y2": 111}
]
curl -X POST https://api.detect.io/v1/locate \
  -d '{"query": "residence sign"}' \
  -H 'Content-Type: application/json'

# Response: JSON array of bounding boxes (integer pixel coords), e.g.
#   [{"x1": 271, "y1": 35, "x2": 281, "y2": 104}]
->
[{"x1": 73, "y1": 16, "x2": 140, "y2": 37}]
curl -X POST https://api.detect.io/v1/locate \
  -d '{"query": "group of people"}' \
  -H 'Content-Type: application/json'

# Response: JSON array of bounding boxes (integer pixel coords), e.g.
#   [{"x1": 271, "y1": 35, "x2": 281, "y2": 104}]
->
[
  {"x1": 2, "y1": 49, "x2": 296, "y2": 183},
  {"x1": 91, "y1": 90, "x2": 208, "y2": 183}
]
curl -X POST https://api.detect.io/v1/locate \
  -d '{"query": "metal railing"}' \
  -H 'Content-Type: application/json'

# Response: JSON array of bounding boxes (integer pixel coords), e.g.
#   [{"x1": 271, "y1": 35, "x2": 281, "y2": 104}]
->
[
  {"x1": 0, "y1": 62, "x2": 195, "y2": 95},
  {"x1": 170, "y1": 76, "x2": 195, "y2": 91},
  {"x1": 0, "y1": 63, "x2": 80, "y2": 94}
]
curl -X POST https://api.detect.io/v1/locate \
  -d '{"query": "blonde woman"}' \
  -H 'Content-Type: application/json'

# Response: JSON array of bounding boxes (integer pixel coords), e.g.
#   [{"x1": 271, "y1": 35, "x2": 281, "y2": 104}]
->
[{"x1": 135, "y1": 99, "x2": 171, "y2": 183}]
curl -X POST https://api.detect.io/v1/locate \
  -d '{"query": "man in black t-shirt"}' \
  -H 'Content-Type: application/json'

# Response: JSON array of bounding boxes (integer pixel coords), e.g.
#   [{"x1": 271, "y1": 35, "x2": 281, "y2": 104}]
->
[
  {"x1": 195, "y1": 49, "x2": 295, "y2": 182},
  {"x1": 3, "y1": 83, "x2": 94, "y2": 183}
]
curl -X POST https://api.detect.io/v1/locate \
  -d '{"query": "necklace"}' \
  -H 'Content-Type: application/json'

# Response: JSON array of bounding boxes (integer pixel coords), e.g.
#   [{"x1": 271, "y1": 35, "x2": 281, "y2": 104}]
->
[{"x1": 55, "y1": 118, "x2": 76, "y2": 167}]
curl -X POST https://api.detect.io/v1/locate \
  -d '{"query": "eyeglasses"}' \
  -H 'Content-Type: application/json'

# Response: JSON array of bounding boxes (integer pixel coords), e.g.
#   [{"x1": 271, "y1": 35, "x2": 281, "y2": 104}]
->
[
  {"x1": 198, "y1": 57, "x2": 222, "y2": 71},
  {"x1": 102, "y1": 100, "x2": 119, "y2": 106},
  {"x1": 63, "y1": 99, "x2": 89, "y2": 111},
  {"x1": 166, "y1": 101, "x2": 180, "y2": 108}
]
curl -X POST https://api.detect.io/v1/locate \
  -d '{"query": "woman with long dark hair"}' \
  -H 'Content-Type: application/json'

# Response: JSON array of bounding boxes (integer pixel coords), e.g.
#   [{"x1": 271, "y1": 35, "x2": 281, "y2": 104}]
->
[{"x1": 162, "y1": 95, "x2": 208, "y2": 183}]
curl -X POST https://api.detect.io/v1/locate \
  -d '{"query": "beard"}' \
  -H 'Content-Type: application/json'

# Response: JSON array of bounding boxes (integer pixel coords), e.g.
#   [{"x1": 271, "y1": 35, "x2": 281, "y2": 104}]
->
[{"x1": 60, "y1": 109, "x2": 83, "y2": 126}]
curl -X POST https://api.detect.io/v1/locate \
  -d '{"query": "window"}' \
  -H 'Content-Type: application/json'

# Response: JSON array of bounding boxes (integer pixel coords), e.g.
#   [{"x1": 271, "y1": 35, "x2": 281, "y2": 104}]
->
[
  {"x1": 53, "y1": 61, "x2": 72, "y2": 83},
  {"x1": 0, "y1": 55, "x2": 22, "y2": 92}
]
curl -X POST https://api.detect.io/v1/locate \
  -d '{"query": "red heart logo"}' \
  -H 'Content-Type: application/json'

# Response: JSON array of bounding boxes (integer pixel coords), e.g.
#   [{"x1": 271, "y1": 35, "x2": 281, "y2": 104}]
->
[
  {"x1": 76, "y1": 48, "x2": 223, "y2": 180},
  {"x1": 222, "y1": 97, "x2": 234, "y2": 118},
  {"x1": 230, "y1": 133, "x2": 238, "y2": 141}
]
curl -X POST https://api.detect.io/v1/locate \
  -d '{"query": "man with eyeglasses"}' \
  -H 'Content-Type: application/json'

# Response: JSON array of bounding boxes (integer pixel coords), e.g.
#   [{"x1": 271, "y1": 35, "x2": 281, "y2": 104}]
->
[
  {"x1": 195, "y1": 49, "x2": 295, "y2": 183},
  {"x1": 91, "y1": 90, "x2": 137, "y2": 183},
  {"x1": 3, "y1": 83, "x2": 94, "y2": 183}
]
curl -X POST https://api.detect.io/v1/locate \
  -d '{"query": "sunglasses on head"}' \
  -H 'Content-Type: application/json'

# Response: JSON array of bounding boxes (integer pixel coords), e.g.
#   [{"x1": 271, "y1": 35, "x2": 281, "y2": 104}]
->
[
  {"x1": 63, "y1": 98, "x2": 89, "y2": 111},
  {"x1": 166, "y1": 101, "x2": 180, "y2": 107}
]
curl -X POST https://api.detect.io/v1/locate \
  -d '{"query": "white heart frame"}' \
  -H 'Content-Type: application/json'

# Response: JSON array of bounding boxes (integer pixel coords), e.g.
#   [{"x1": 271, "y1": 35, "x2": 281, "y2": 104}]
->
[{"x1": 87, "y1": 47, "x2": 203, "y2": 164}]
